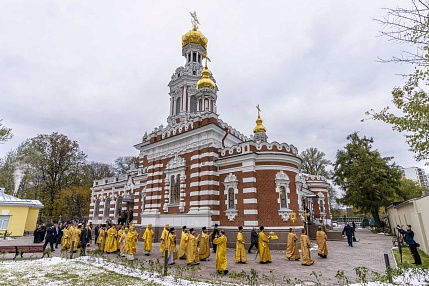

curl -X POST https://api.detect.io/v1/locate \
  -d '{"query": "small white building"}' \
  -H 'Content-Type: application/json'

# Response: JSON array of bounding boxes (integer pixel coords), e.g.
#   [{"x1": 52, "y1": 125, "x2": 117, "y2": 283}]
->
[{"x1": 386, "y1": 195, "x2": 429, "y2": 255}]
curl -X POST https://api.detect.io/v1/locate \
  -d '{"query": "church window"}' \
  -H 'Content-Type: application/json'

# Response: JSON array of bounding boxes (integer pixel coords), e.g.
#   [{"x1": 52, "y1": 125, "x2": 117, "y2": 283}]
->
[
  {"x1": 188, "y1": 53, "x2": 191, "y2": 63},
  {"x1": 190, "y1": 95, "x2": 197, "y2": 112},
  {"x1": 318, "y1": 192, "x2": 325, "y2": 213},
  {"x1": 103, "y1": 197, "x2": 111, "y2": 219},
  {"x1": 170, "y1": 174, "x2": 180, "y2": 204},
  {"x1": 227, "y1": 188, "x2": 235, "y2": 209},
  {"x1": 210, "y1": 101, "x2": 214, "y2": 112},
  {"x1": 199, "y1": 99, "x2": 202, "y2": 111},
  {"x1": 93, "y1": 199, "x2": 100, "y2": 220},
  {"x1": 198, "y1": 54, "x2": 201, "y2": 64},
  {"x1": 175, "y1": 97, "x2": 181, "y2": 115},
  {"x1": 193, "y1": 52, "x2": 197, "y2": 62},
  {"x1": 193, "y1": 70, "x2": 196, "y2": 75},
  {"x1": 279, "y1": 186, "x2": 287, "y2": 208}
]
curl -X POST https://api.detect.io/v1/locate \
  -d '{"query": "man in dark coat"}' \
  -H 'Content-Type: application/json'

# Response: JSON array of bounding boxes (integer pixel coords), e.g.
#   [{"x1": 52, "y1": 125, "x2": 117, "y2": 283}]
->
[
  {"x1": 248, "y1": 227, "x2": 259, "y2": 253},
  {"x1": 342, "y1": 223, "x2": 355, "y2": 247},
  {"x1": 43, "y1": 224, "x2": 55, "y2": 251},
  {"x1": 33, "y1": 225, "x2": 43, "y2": 243},
  {"x1": 53, "y1": 223, "x2": 60, "y2": 249},
  {"x1": 94, "y1": 224, "x2": 100, "y2": 245},
  {"x1": 397, "y1": 225, "x2": 422, "y2": 265},
  {"x1": 120, "y1": 211, "x2": 127, "y2": 225},
  {"x1": 80, "y1": 224, "x2": 91, "y2": 255},
  {"x1": 211, "y1": 224, "x2": 220, "y2": 253},
  {"x1": 40, "y1": 223, "x2": 47, "y2": 242}
]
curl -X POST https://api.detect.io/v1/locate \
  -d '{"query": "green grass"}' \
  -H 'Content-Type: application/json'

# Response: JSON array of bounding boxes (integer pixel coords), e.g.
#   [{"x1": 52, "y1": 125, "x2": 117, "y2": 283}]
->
[{"x1": 392, "y1": 247, "x2": 429, "y2": 269}]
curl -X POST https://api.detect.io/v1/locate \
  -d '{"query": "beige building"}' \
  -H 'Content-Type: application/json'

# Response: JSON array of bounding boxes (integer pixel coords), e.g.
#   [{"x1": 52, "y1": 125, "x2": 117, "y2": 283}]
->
[
  {"x1": 386, "y1": 195, "x2": 429, "y2": 255},
  {"x1": 0, "y1": 188, "x2": 43, "y2": 237}
]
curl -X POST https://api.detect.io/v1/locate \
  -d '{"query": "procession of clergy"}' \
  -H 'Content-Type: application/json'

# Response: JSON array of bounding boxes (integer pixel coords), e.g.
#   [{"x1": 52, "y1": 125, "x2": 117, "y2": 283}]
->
[{"x1": 61, "y1": 221, "x2": 328, "y2": 275}]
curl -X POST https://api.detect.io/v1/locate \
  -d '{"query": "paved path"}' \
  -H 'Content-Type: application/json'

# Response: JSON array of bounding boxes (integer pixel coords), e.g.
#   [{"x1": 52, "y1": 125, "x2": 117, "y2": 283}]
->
[{"x1": 0, "y1": 228, "x2": 394, "y2": 285}]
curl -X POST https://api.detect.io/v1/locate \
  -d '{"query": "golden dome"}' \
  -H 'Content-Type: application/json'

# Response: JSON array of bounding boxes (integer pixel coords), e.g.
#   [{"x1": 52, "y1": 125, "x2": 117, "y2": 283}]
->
[
  {"x1": 197, "y1": 60, "x2": 216, "y2": 90},
  {"x1": 182, "y1": 28, "x2": 208, "y2": 49},
  {"x1": 253, "y1": 105, "x2": 267, "y2": 133}
]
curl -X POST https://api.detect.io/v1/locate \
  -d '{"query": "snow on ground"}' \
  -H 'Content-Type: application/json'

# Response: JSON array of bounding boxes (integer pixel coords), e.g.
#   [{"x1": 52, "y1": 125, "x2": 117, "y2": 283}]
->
[
  {"x1": 348, "y1": 268, "x2": 429, "y2": 286},
  {"x1": 0, "y1": 256, "x2": 215, "y2": 286},
  {"x1": 0, "y1": 256, "x2": 427, "y2": 285}
]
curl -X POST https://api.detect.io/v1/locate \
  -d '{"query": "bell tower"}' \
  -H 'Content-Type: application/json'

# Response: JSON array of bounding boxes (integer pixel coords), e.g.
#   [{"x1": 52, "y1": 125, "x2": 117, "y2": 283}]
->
[{"x1": 167, "y1": 12, "x2": 218, "y2": 125}]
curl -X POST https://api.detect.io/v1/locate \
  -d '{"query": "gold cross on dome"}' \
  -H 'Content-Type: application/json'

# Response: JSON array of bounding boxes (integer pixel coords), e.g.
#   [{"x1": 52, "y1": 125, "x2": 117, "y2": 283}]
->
[
  {"x1": 190, "y1": 11, "x2": 200, "y2": 30},
  {"x1": 256, "y1": 104, "x2": 261, "y2": 117}
]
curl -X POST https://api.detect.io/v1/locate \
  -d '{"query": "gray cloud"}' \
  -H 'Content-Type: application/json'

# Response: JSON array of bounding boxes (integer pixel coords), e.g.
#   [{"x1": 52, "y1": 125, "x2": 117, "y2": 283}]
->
[{"x1": 0, "y1": 0, "x2": 426, "y2": 172}]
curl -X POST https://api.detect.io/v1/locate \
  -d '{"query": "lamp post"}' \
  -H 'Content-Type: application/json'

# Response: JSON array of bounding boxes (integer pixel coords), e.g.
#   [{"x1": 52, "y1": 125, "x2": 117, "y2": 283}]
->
[{"x1": 304, "y1": 209, "x2": 309, "y2": 235}]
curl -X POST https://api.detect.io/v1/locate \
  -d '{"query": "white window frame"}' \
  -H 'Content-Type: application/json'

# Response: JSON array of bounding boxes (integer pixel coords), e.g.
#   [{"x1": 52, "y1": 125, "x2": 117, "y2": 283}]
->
[
  {"x1": 0, "y1": 215, "x2": 10, "y2": 231},
  {"x1": 223, "y1": 173, "x2": 238, "y2": 221},
  {"x1": 163, "y1": 155, "x2": 186, "y2": 212}
]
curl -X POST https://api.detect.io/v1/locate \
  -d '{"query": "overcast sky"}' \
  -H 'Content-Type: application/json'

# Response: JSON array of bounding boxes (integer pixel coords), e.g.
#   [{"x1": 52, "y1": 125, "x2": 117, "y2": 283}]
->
[{"x1": 1, "y1": 0, "x2": 427, "y2": 172}]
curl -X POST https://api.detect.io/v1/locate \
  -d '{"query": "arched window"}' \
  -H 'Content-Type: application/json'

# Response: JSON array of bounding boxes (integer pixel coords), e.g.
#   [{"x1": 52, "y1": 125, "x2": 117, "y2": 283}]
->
[
  {"x1": 114, "y1": 196, "x2": 123, "y2": 219},
  {"x1": 199, "y1": 99, "x2": 202, "y2": 111},
  {"x1": 170, "y1": 175, "x2": 180, "y2": 204},
  {"x1": 175, "y1": 97, "x2": 181, "y2": 115},
  {"x1": 210, "y1": 101, "x2": 214, "y2": 112},
  {"x1": 190, "y1": 95, "x2": 197, "y2": 113},
  {"x1": 93, "y1": 199, "x2": 100, "y2": 220},
  {"x1": 228, "y1": 188, "x2": 235, "y2": 209},
  {"x1": 103, "y1": 197, "x2": 111, "y2": 219},
  {"x1": 279, "y1": 186, "x2": 287, "y2": 208}
]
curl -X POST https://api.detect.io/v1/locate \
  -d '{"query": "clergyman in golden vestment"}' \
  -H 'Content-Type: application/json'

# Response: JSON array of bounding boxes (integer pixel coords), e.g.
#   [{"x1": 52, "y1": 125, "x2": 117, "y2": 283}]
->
[
  {"x1": 258, "y1": 226, "x2": 272, "y2": 264},
  {"x1": 160, "y1": 224, "x2": 170, "y2": 256},
  {"x1": 142, "y1": 224, "x2": 154, "y2": 256},
  {"x1": 199, "y1": 226, "x2": 211, "y2": 261},
  {"x1": 286, "y1": 228, "x2": 300, "y2": 261},
  {"x1": 235, "y1": 226, "x2": 247, "y2": 263},
  {"x1": 213, "y1": 230, "x2": 228, "y2": 275},
  {"x1": 179, "y1": 226, "x2": 189, "y2": 259},
  {"x1": 316, "y1": 226, "x2": 328, "y2": 258},
  {"x1": 186, "y1": 228, "x2": 200, "y2": 265},
  {"x1": 300, "y1": 229, "x2": 315, "y2": 266}
]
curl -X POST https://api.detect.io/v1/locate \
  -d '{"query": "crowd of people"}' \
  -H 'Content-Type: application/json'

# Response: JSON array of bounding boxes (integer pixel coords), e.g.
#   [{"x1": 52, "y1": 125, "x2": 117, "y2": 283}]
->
[
  {"x1": 151, "y1": 224, "x2": 329, "y2": 275},
  {"x1": 33, "y1": 221, "x2": 92, "y2": 254},
  {"x1": 34, "y1": 221, "x2": 331, "y2": 275}
]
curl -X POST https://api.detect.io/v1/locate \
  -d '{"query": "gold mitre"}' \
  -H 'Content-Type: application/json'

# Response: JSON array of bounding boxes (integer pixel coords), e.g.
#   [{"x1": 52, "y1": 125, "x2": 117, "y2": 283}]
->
[{"x1": 269, "y1": 231, "x2": 279, "y2": 240}]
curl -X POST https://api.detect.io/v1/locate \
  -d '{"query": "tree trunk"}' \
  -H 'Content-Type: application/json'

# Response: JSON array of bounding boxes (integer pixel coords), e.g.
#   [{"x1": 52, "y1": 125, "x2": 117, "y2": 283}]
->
[{"x1": 371, "y1": 209, "x2": 382, "y2": 228}]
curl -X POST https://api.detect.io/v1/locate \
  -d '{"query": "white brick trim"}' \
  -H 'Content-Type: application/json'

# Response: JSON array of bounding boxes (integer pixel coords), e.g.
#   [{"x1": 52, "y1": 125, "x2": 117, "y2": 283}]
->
[
  {"x1": 243, "y1": 177, "x2": 256, "y2": 183},
  {"x1": 244, "y1": 209, "x2": 258, "y2": 215},
  {"x1": 146, "y1": 195, "x2": 162, "y2": 200},
  {"x1": 243, "y1": 187, "x2": 257, "y2": 193},
  {"x1": 189, "y1": 190, "x2": 220, "y2": 196},
  {"x1": 147, "y1": 163, "x2": 164, "y2": 170},
  {"x1": 244, "y1": 221, "x2": 259, "y2": 226},
  {"x1": 243, "y1": 198, "x2": 258, "y2": 204},
  {"x1": 190, "y1": 180, "x2": 219, "y2": 187},
  {"x1": 190, "y1": 161, "x2": 215, "y2": 169},
  {"x1": 189, "y1": 200, "x2": 220, "y2": 206},
  {"x1": 190, "y1": 152, "x2": 218, "y2": 161},
  {"x1": 190, "y1": 171, "x2": 218, "y2": 178}
]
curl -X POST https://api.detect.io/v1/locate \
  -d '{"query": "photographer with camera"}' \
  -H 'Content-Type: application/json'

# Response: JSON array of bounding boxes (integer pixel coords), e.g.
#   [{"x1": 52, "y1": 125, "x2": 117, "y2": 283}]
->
[{"x1": 396, "y1": 225, "x2": 422, "y2": 265}]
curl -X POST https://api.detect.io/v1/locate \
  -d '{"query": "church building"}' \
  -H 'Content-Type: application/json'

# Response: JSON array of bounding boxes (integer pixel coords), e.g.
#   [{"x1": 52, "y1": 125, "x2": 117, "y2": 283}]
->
[{"x1": 88, "y1": 15, "x2": 331, "y2": 238}]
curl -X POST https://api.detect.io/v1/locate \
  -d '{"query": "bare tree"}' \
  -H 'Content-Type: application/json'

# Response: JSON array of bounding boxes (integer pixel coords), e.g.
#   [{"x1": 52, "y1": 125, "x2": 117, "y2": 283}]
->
[{"x1": 375, "y1": 0, "x2": 429, "y2": 65}]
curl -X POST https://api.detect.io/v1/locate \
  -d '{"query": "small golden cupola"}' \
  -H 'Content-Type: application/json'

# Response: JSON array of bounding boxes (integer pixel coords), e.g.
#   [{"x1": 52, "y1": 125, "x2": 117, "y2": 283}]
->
[
  {"x1": 253, "y1": 104, "x2": 267, "y2": 133},
  {"x1": 182, "y1": 12, "x2": 208, "y2": 49},
  {"x1": 197, "y1": 57, "x2": 216, "y2": 90},
  {"x1": 253, "y1": 105, "x2": 268, "y2": 143}
]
